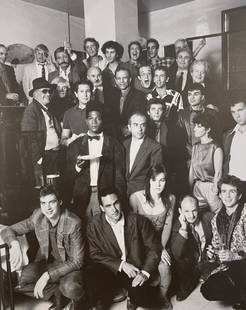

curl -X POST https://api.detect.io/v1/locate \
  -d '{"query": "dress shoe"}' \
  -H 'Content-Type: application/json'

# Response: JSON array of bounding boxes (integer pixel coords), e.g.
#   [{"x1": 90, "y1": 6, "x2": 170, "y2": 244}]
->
[
  {"x1": 176, "y1": 283, "x2": 197, "y2": 302},
  {"x1": 159, "y1": 297, "x2": 173, "y2": 310},
  {"x1": 233, "y1": 302, "x2": 246, "y2": 310},
  {"x1": 126, "y1": 297, "x2": 137, "y2": 310},
  {"x1": 112, "y1": 288, "x2": 127, "y2": 303}
]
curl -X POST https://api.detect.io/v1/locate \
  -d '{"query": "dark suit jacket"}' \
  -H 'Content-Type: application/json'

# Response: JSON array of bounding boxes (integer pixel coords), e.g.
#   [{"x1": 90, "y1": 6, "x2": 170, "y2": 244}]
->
[
  {"x1": 87, "y1": 213, "x2": 160, "y2": 276},
  {"x1": 2, "y1": 208, "x2": 85, "y2": 282},
  {"x1": 123, "y1": 136, "x2": 162, "y2": 196},
  {"x1": 0, "y1": 64, "x2": 24, "y2": 105},
  {"x1": 170, "y1": 212, "x2": 213, "y2": 264},
  {"x1": 21, "y1": 99, "x2": 61, "y2": 163},
  {"x1": 222, "y1": 128, "x2": 235, "y2": 176},
  {"x1": 110, "y1": 87, "x2": 146, "y2": 128},
  {"x1": 168, "y1": 66, "x2": 193, "y2": 108},
  {"x1": 48, "y1": 64, "x2": 81, "y2": 88},
  {"x1": 67, "y1": 134, "x2": 126, "y2": 205}
]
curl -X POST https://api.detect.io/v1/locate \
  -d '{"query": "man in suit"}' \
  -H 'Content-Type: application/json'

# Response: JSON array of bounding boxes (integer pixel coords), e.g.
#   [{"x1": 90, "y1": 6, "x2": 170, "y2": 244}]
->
[
  {"x1": 112, "y1": 67, "x2": 146, "y2": 139},
  {"x1": 22, "y1": 44, "x2": 54, "y2": 102},
  {"x1": 170, "y1": 195, "x2": 213, "y2": 301},
  {"x1": 0, "y1": 44, "x2": 24, "y2": 105},
  {"x1": 168, "y1": 47, "x2": 193, "y2": 108},
  {"x1": 48, "y1": 47, "x2": 84, "y2": 89},
  {"x1": 66, "y1": 102, "x2": 126, "y2": 220},
  {"x1": 21, "y1": 77, "x2": 61, "y2": 186},
  {"x1": 86, "y1": 187, "x2": 160, "y2": 310},
  {"x1": 223, "y1": 93, "x2": 246, "y2": 201},
  {"x1": 124, "y1": 112, "x2": 162, "y2": 196},
  {"x1": 87, "y1": 66, "x2": 120, "y2": 137},
  {"x1": 1, "y1": 185, "x2": 86, "y2": 310}
]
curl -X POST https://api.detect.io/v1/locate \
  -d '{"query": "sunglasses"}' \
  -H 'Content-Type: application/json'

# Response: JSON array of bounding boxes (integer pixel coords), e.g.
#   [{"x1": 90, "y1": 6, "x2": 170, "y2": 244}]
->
[{"x1": 40, "y1": 89, "x2": 52, "y2": 94}]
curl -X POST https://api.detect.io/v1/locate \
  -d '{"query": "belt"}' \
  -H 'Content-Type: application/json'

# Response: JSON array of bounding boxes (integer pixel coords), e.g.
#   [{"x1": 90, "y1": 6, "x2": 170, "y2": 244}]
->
[{"x1": 90, "y1": 186, "x2": 98, "y2": 193}]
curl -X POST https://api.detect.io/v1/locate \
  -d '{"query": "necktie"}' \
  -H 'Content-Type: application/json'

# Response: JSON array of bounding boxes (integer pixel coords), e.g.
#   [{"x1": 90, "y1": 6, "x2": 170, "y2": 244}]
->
[
  {"x1": 176, "y1": 72, "x2": 183, "y2": 92},
  {"x1": 88, "y1": 135, "x2": 100, "y2": 141},
  {"x1": 39, "y1": 64, "x2": 46, "y2": 79},
  {"x1": 190, "y1": 224, "x2": 201, "y2": 261}
]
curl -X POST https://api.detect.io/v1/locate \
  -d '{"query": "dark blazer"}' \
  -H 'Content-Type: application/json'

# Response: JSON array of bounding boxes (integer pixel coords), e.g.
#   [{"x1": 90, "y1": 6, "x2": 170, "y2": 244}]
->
[
  {"x1": 170, "y1": 212, "x2": 213, "y2": 263},
  {"x1": 87, "y1": 213, "x2": 160, "y2": 276},
  {"x1": 168, "y1": 66, "x2": 193, "y2": 108},
  {"x1": 67, "y1": 134, "x2": 126, "y2": 206},
  {"x1": 0, "y1": 64, "x2": 24, "y2": 104},
  {"x1": 222, "y1": 128, "x2": 235, "y2": 176},
  {"x1": 110, "y1": 86, "x2": 147, "y2": 128},
  {"x1": 123, "y1": 136, "x2": 162, "y2": 196},
  {"x1": 48, "y1": 64, "x2": 81, "y2": 88},
  {"x1": 2, "y1": 208, "x2": 85, "y2": 282},
  {"x1": 21, "y1": 99, "x2": 61, "y2": 163}
]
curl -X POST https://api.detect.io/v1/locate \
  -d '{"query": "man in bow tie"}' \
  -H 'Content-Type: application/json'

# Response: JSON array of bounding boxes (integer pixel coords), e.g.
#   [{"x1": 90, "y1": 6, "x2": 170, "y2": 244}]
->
[
  {"x1": 87, "y1": 66, "x2": 121, "y2": 137},
  {"x1": 66, "y1": 102, "x2": 126, "y2": 220}
]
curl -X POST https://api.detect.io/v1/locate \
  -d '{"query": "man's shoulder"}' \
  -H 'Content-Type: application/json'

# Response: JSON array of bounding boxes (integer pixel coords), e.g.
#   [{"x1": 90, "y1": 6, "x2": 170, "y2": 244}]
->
[
  {"x1": 144, "y1": 136, "x2": 161, "y2": 149},
  {"x1": 62, "y1": 209, "x2": 82, "y2": 228},
  {"x1": 63, "y1": 104, "x2": 79, "y2": 116}
]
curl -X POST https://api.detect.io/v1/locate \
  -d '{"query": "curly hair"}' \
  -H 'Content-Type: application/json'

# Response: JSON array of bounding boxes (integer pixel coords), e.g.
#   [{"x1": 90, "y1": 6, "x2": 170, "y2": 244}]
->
[{"x1": 101, "y1": 41, "x2": 124, "y2": 60}]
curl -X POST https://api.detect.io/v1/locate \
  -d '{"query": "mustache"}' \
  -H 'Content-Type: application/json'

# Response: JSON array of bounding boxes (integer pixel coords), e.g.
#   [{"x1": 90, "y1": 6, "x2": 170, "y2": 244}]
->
[{"x1": 60, "y1": 61, "x2": 69, "y2": 65}]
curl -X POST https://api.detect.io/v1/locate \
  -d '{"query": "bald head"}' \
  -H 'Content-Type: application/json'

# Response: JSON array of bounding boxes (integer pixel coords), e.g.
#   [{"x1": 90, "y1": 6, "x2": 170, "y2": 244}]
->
[
  {"x1": 87, "y1": 66, "x2": 102, "y2": 88},
  {"x1": 180, "y1": 195, "x2": 199, "y2": 224}
]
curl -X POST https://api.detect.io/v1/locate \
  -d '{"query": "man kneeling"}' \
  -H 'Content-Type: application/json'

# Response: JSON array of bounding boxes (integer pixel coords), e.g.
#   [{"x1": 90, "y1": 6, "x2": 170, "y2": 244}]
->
[
  {"x1": 2, "y1": 185, "x2": 86, "y2": 310},
  {"x1": 86, "y1": 187, "x2": 161, "y2": 309}
]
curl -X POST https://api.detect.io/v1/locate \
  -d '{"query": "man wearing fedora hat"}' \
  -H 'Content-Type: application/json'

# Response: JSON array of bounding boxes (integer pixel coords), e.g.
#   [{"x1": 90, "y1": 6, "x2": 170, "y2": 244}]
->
[{"x1": 21, "y1": 77, "x2": 61, "y2": 187}]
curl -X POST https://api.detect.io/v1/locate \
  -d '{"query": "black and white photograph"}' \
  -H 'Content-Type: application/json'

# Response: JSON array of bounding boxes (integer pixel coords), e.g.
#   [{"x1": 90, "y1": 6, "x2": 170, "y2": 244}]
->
[{"x1": 0, "y1": 0, "x2": 246, "y2": 309}]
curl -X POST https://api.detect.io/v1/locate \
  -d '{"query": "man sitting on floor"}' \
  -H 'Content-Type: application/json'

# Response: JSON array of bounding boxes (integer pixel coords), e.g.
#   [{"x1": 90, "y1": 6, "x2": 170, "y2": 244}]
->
[
  {"x1": 170, "y1": 195, "x2": 213, "y2": 301},
  {"x1": 1, "y1": 185, "x2": 86, "y2": 310},
  {"x1": 86, "y1": 187, "x2": 161, "y2": 310}
]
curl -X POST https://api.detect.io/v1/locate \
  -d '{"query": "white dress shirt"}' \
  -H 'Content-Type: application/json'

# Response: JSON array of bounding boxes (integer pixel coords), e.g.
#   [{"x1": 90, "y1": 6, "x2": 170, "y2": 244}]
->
[
  {"x1": 35, "y1": 61, "x2": 49, "y2": 80},
  {"x1": 129, "y1": 137, "x2": 144, "y2": 172},
  {"x1": 59, "y1": 65, "x2": 71, "y2": 82},
  {"x1": 105, "y1": 215, "x2": 126, "y2": 263},
  {"x1": 88, "y1": 132, "x2": 104, "y2": 186},
  {"x1": 41, "y1": 106, "x2": 59, "y2": 150},
  {"x1": 229, "y1": 125, "x2": 246, "y2": 181}
]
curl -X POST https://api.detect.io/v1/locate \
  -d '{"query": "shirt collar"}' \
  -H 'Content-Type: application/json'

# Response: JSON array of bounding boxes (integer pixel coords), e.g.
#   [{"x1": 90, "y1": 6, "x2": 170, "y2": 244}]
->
[
  {"x1": 87, "y1": 131, "x2": 103, "y2": 138},
  {"x1": 105, "y1": 214, "x2": 125, "y2": 227},
  {"x1": 231, "y1": 124, "x2": 246, "y2": 134}
]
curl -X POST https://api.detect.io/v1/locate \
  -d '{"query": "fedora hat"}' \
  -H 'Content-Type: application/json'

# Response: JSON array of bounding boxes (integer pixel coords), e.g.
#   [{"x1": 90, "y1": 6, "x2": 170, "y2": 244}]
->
[{"x1": 29, "y1": 77, "x2": 55, "y2": 97}]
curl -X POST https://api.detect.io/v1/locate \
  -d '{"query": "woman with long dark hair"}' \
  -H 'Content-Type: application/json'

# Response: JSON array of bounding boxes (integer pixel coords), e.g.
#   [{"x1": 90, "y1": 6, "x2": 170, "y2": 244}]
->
[{"x1": 129, "y1": 163, "x2": 175, "y2": 309}]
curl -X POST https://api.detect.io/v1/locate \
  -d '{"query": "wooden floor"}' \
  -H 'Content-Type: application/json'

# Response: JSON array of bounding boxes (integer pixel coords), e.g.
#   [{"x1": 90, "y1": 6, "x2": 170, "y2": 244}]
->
[{"x1": 12, "y1": 284, "x2": 233, "y2": 310}]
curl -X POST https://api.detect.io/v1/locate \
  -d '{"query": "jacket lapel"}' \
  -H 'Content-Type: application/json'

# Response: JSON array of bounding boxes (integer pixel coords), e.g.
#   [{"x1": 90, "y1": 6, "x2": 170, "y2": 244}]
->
[
  {"x1": 124, "y1": 215, "x2": 134, "y2": 258},
  {"x1": 102, "y1": 215, "x2": 122, "y2": 257},
  {"x1": 130, "y1": 137, "x2": 148, "y2": 176},
  {"x1": 98, "y1": 135, "x2": 110, "y2": 180}
]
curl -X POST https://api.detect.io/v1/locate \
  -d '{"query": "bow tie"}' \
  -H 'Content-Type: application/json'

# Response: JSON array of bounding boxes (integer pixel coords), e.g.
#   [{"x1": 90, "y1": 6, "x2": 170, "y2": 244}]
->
[{"x1": 88, "y1": 135, "x2": 100, "y2": 141}]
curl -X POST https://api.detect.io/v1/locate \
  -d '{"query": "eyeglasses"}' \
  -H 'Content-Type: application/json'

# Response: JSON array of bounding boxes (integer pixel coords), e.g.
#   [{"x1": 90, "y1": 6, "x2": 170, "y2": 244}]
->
[{"x1": 40, "y1": 89, "x2": 52, "y2": 94}]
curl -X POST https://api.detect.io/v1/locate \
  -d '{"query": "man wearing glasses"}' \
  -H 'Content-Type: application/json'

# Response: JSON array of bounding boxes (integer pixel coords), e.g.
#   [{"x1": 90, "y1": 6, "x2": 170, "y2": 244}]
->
[{"x1": 21, "y1": 77, "x2": 61, "y2": 187}]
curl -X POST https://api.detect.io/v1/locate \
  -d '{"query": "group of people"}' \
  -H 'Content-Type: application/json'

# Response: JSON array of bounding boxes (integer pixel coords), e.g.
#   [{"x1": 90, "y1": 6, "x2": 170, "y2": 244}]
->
[{"x1": 0, "y1": 35, "x2": 246, "y2": 310}]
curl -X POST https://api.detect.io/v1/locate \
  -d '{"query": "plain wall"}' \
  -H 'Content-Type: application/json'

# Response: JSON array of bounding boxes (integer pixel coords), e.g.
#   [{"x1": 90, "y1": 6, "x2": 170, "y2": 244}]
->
[
  {"x1": 139, "y1": 0, "x2": 246, "y2": 48},
  {"x1": 0, "y1": 0, "x2": 84, "y2": 53}
]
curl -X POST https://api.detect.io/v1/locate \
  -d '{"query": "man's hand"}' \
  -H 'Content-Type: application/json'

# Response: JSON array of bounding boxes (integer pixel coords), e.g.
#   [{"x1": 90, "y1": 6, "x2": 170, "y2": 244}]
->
[
  {"x1": 132, "y1": 272, "x2": 148, "y2": 287},
  {"x1": 206, "y1": 245, "x2": 216, "y2": 260},
  {"x1": 217, "y1": 249, "x2": 240, "y2": 262},
  {"x1": 10, "y1": 241, "x2": 23, "y2": 270},
  {"x1": 34, "y1": 272, "x2": 50, "y2": 299},
  {"x1": 122, "y1": 262, "x2": 139, "y2": 278},
  {"x1": 178, "y1": 208, "x2": 188, "y2": 230},
  {"x1": 6, "y1": 93, "x2": 19, "y2": 101}
]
